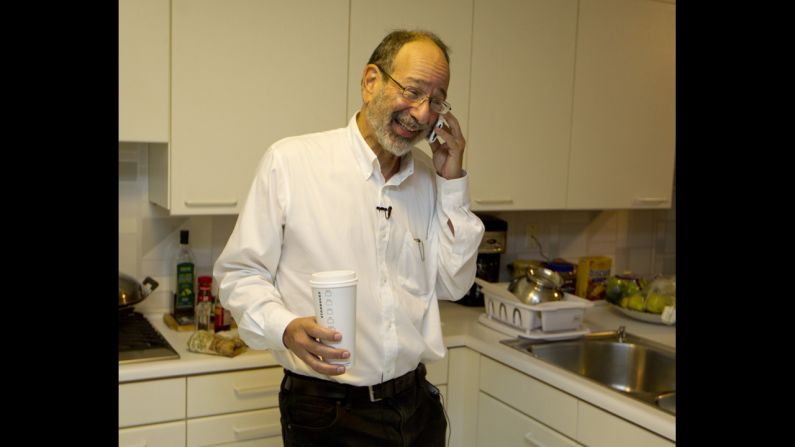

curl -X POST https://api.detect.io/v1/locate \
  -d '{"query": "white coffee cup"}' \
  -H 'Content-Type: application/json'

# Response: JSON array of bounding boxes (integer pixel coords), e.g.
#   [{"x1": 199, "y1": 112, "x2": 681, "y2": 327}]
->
[{"x1": 309, "y1": 270, "x2": 357, "y2": 367}]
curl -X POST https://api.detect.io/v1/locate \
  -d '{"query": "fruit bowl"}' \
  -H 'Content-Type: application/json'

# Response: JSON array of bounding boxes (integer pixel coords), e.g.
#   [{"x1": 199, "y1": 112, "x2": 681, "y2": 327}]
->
[{"x1": 609, "y1": 303, "x2": 671, "y2": 325}]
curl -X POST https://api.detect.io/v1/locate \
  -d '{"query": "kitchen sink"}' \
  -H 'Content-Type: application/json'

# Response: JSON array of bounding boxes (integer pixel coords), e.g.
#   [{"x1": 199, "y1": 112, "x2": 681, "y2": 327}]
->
[{"x1": 501, "y1": 328, "x2": 675, "y2": 415}]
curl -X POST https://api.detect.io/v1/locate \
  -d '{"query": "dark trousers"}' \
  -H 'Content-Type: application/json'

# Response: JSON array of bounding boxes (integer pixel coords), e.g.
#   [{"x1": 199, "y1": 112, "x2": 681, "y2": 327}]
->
[{"x1": 278, "y1": 365, "x2": 448, "y2": 447}]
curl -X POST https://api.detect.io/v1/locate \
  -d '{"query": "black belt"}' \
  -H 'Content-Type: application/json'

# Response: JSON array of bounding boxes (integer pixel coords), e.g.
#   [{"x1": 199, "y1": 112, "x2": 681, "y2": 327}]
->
[{"x1": 283, "y1": 364, "x2": 426, "y2": 403}]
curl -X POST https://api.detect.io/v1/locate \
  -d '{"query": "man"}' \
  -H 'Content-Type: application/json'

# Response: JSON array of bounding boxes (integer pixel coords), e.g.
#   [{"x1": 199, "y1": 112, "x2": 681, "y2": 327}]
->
[{"x1": 214, "y1": 29, "x2": 484, "y2": 446}]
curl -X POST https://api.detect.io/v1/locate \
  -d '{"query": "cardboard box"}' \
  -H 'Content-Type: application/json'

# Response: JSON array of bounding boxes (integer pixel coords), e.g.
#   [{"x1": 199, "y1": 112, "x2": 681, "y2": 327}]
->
[{"x1": 576, "y1": 256, "x2": 612, "y2": 301}]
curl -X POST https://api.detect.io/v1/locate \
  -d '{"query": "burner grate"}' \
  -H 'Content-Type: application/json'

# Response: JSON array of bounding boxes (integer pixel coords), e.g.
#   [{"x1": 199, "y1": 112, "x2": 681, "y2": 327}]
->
[{"x1": 119, "y1": 312, "x2": 179, "y2": 364}]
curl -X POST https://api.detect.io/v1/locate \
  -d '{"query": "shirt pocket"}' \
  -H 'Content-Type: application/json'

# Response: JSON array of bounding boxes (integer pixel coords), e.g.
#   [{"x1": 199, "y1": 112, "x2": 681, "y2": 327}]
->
[{"x1": 396, "y1": 231, "x2": 432, "y2": 297}]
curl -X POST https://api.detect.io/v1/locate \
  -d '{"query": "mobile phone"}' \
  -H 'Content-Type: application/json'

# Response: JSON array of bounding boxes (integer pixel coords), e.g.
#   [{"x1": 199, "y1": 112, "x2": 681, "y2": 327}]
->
[{"x1": 427, "y1": 116, "x2": 447, "y2": 143}]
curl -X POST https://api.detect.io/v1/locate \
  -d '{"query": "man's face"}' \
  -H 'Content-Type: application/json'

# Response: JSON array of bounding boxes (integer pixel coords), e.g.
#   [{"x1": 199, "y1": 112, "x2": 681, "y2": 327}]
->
[
  {"x1": 365, "y1": 87, "x2": 425, "y2": 157},
  {"x1": 363, "y1": 40, "x2": 450, "y2": 157}
]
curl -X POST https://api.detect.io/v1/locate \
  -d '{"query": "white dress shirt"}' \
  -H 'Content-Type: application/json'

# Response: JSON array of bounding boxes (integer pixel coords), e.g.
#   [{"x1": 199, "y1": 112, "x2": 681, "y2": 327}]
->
[{"x1": 214, "y1": 114, "x2": 484, "y2": 386}]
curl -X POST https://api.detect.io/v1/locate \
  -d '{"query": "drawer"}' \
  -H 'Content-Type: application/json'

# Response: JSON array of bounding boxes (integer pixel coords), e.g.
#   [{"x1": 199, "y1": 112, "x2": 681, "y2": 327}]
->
[
  {"x1": 119, "y1": 377, "x2": 186, "y2": 427},
  {"x1": 479, "y1": 356, "x2": 578, "y2": 438},
  {"x1": 425, "y1": 356, "x2": 449, "y2": 385},
  {"x1": 187, "y1": 408, "x2": 282, "y2": 447},
  {"x1": 577, "y1": 401, "x2": 675, "y2": 447},
  {"x1": 188, "y1": 367, "x2": 283, "y2": 418},
  {"x1": 477, "y1": 392, "x2": 582, "y2": 447},
  {"x1": 119, "y1": 420, "x2": 186, "y2": 447}
]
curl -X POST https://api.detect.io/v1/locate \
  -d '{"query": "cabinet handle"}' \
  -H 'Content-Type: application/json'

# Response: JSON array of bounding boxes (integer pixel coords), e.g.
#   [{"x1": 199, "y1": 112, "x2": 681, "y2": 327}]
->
[
  {"x1": 632, "y1": 197, "x2": 668, "y2": 206},
  {"x1": 474, "y1": 198, "x2": 514, "y2": 205},
  {"x1": 233, "y1": 384, "x2": 280, "y2": 396},
  {"x1": 184, "y1": 200, "x2": 238, "y2": 207},
  {"x1": 233, "y1": 423, "x2": 281, "y2": 440},
  {"x1": 524, "y1": 431, "x2": 548, "y2": 447}
]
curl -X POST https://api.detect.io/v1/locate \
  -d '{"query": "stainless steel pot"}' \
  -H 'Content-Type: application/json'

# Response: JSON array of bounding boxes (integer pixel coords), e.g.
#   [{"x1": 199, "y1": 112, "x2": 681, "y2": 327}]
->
[
  {"x1": 119, "y1": 272, "x2": 159, "y2": 310},
  {"x1": 507, "y1": 266, "x2": 565, "y2": 305}
]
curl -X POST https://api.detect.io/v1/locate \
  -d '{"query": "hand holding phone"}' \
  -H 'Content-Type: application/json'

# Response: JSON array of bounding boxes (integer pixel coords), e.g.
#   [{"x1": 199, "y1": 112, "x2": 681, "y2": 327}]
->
[{"x1": 427, "y1": 116, "x2": 447, "y2": 143}]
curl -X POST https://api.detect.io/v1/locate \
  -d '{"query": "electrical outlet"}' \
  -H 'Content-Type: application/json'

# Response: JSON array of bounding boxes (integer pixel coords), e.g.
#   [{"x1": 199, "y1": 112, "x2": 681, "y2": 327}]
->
[{"x1": 526, "y1": 224, "x2": 539, "y2": 248}]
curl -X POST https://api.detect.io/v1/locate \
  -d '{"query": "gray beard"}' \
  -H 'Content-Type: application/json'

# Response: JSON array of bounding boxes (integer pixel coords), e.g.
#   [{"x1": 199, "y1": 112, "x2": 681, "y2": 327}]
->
[{"x1": 366, "y1": 90, "x2": 426, "y2": 157}]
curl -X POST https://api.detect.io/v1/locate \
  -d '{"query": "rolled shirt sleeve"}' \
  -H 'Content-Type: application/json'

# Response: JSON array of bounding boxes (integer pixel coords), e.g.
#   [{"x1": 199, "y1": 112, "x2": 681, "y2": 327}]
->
[
  {"x1": 434, "y1": 170, "x2": 485, "y2": 301},
  {"x1": 213, "y1": 149, "x2": 297, "y2": 352}
]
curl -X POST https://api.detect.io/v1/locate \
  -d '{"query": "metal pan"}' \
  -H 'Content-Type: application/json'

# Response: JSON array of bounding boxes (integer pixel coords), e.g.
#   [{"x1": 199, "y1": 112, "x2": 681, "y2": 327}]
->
[{"x1": 119, "y1": 272, "x2": 159, "y2": 311}]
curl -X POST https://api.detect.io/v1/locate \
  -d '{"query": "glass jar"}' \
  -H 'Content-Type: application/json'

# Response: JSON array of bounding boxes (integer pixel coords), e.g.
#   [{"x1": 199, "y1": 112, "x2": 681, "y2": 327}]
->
[{"x1": 195, "y1": 276, "x2": 213, "y2": 331}]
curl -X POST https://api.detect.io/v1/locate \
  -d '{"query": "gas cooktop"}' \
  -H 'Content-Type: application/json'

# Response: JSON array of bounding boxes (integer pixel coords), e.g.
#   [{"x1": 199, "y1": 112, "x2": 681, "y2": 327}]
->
[{"x1": 119, "y1": 311, "x2": 180, "y2": 364}]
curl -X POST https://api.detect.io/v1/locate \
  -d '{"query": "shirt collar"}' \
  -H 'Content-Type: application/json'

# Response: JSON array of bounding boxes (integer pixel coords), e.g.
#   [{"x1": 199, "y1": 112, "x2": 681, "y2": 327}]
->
[{"x1": 348, "y1": 113, "x2": 415, "y2": 183}]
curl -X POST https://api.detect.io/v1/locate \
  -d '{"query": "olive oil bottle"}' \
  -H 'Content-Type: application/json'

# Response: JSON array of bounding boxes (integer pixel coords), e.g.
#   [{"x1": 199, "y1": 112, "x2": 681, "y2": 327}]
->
[{"x1": 172, "y1": 230, "x2": 196, "y2": 325}]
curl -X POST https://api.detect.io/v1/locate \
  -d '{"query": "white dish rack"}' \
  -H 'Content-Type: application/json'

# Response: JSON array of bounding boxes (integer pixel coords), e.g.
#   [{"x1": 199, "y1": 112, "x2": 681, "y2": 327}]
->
[{"x1": 475, "y1": 278, "x2": 594, "y2": 337}]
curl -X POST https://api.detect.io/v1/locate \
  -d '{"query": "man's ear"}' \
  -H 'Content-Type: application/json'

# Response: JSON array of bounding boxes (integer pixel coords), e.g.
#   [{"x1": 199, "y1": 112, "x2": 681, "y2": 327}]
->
[{"x1": 361, "y1": 64, "x2": 381, "y2": 103}]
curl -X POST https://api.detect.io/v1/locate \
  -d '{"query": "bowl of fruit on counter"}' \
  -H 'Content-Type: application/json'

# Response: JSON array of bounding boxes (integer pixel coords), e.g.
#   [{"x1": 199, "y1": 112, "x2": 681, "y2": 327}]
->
[{"x1": 605, "y1": 274, "x2": 676, "y2": 325}]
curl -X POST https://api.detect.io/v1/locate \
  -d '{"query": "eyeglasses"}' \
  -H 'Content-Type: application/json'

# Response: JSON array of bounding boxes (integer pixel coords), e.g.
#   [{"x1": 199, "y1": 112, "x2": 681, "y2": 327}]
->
[{"x1": 374, "y1": 64, "x2": 451, "y2": 115}]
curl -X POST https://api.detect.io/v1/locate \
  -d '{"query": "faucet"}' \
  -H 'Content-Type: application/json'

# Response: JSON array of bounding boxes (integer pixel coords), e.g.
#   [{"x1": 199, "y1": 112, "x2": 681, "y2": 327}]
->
[{"x1": 617, "y1": 326, "x2": 627, "y2": 343}]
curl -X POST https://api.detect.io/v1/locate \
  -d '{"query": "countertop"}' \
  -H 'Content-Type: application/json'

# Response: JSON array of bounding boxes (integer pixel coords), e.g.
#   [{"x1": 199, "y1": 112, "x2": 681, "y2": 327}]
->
[{"x1": 119, "y1": 298, "x2": 675, "y2": 441}]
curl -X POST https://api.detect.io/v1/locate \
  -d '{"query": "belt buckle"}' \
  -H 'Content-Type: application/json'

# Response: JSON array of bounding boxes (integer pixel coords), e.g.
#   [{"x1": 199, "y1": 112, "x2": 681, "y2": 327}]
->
[{"x1": 368, "y1": 385, "x2": 382, "y2": 402}]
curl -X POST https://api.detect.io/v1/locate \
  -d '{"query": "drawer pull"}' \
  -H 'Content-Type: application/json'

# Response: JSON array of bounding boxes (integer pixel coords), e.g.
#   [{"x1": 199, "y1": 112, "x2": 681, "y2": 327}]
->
[
  {"x1": 233, "y1": 423, "x2": 281, "y2": 440},
  {"x1": 233, "y1": 384, "x2": 279, "y2": 396},
  {"x1": 632, "y1": 197, "x2": 668, "y2": 206},
  {"x1": 474, "y1": 198, "x2": 514, "y2": 205},
  {"x1": 184, "y1": 200, "x2": 238, "y2": 207},
  {"x1": 524, "y1": 431, "x2": 547, "y2": 447}
]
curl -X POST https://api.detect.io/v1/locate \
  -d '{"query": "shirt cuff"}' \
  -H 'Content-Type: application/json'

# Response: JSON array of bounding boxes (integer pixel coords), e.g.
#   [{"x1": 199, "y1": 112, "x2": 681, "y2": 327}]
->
[
  {"x1": 239, "y1": 302, "x2": 299, "y2": 352},
  {"x1": 436, "y1": 170, "x2": 471, "y2": 209}
]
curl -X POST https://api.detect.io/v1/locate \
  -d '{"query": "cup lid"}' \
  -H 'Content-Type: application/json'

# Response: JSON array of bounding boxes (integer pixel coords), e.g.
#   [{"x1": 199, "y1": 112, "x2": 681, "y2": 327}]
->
[{"x1": 310, "y1": 270, "x2": 358, "y2": 284}]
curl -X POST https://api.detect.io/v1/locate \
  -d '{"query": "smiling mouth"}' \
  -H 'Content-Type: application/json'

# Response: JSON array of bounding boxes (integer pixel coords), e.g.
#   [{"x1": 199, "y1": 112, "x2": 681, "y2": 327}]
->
[{"x1": 391, "y1": 115, "x2": 425, "y2": 139}]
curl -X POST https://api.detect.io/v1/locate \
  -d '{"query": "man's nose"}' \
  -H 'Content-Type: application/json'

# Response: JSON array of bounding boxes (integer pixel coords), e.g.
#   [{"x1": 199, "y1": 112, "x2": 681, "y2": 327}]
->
[{"x1": 410, "y1": 99, "x2": 435, "y2": 126}]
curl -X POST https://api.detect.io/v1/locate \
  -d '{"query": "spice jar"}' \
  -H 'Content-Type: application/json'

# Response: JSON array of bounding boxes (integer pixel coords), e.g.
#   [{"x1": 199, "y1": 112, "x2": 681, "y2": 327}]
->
[{"x1": 195, "y1": 276, "x2": 213, "y2": 332}]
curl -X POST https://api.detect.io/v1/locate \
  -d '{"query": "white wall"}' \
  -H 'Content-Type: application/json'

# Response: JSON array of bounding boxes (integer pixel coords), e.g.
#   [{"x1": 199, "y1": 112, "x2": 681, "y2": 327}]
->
[{"x1": 119, "y1": 142, "x2": 675, "y2": 311}]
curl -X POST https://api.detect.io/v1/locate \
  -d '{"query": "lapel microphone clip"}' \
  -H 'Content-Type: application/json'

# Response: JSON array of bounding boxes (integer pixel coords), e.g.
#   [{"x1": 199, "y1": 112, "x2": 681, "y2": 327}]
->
[{"x1": 376, "y1": 206, "x2": 392, "y2": 220}]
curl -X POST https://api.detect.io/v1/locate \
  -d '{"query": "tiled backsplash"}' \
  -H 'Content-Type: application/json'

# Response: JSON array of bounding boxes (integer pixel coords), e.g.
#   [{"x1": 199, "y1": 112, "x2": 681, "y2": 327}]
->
[{"x1": 119, "y1": 143, "x2": 675, "y2": 311}]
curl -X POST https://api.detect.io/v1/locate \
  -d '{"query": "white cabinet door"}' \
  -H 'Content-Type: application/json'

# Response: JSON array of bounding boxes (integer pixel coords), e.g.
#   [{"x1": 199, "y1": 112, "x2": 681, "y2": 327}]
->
[
  {"x1": 187, "y1": 367, "x2": 282, "y2": 418},
  {"x1": 477, "y1": 392, "x2": 582, "y2": 447},
  {"x1": 187, "y1": 408, "x2": 282, "y2": 447},
  {"x1": 467, "y1": 0, "x2": 578, "y2": 211},
  {"x1": 118, "y1": 0, "x2": 170, "y2": 143},
  {"x1": 119, "y1": 420, "x2": 186, "y2": 447},
  {"x1": 567, "y1": 0, "x2": 676, "y2": 209},
  {"x1": 479, "y1": 356, "x2": 578, "y2": 439},
  {"x1": 161, "y1": 0, "x2": 349, "y2": 215},
  {"x1": 119, "y1": 377, "x2": 186, "y2": 428},
  {"x1": 446, "y1": 347, "x2": 480, "y2": 447},
  {"x1": 577, "y1": 401, "x2": 674, "y2": 447},
  {"x1": 347, "y1": 0, "x2": 473, "y2": 160}
]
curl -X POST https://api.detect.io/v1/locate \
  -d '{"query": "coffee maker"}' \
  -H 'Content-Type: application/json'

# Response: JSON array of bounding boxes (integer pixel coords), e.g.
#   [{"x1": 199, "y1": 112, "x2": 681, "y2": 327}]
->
[{"x1": 457, "y1": 214, "x2": 507, "y2": 307}]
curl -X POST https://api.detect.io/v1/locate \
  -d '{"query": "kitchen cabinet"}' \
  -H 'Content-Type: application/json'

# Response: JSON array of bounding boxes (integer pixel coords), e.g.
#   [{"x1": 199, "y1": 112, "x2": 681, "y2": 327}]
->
[
  {"x1": 119, "y1": 367, "x2": 284, "y2": 447},
  {"x1": 119, "y1": 377, "x2": 186, "y2": 427},
  {"x1": 445, "y1": 347, "x2": 481, "y2": 447},
  {"x1": 119, "y1": 357, "x2": 450, "y2": 446},
  {"x1": 119, "y1": 421, "x2": 187, "y2": 447},
  {"x1": 119, "y1": 377, "x2": 187, "y2": 447},
  {"x1": 477, "y1": 393, "x2": 583, "y2": 447},
  {"x1": 466, "y1": 0, "x2": 578, "y2": 210},
  {"x1": 185, "y1": 367, "x2": 284, "y2": 446},
  {"x1": 466, "y1": 0, "x2": 675, "y2": 211},
  {"x1": 118, "y1": 0, "x2": 170, "y2": 143},
  {"x1": 479, "y1": 356, "x2": 578, "y2": 440},
  {"x1": 149, "y1": 0, "x2": 349, "y2": 215},
  {"x1": 346, "y1": 0, "x2": 473, "y2": 159},
  {"x1": 566, "y1": 0, "x2": 676, "y2": 209},
  {"x1": 475, "y1": 355, "x2": 675, "y2": 446}
]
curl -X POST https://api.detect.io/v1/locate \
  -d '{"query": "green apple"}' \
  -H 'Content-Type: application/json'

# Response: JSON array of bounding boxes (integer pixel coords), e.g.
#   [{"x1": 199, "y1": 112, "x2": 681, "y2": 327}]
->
[
  {"x1": 627, "y1": 294, "x2": 646, "y2": 312},
  {"x1": 646, "y1": 293, "x2": 674, "y2": 314},
  {"x1": 624, "y1": 281, "x2": 640, "y2": 297},
  {"x1": 619, "y1": 296, "x2": 630, "y2": 309}
]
